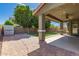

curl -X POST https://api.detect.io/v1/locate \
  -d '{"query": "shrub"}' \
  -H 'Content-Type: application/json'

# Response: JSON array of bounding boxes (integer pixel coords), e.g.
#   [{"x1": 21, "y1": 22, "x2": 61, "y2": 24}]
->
[{"x1": 4, "y1": 20, "x2": 14, "y2": 25}]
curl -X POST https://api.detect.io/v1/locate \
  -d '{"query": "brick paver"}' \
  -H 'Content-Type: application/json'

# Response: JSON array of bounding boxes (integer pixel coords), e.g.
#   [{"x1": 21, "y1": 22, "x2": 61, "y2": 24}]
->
[
  {"x1": 1, "y1": 34, "x2": 39, "y2": 56},
  {"x1": 1, "y1": 34, "x2": 79, "y2": 56}
]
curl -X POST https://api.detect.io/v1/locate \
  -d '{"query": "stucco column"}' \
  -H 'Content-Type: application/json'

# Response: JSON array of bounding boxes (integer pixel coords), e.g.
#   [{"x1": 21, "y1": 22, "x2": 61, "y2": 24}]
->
[
  {"x1": 60, "y1": 22, "x2": 63, "y2": 35},
  {"x1": 38, "y1": 14, "x2": 46, "y2": 41},
  {"x1": 69, "y1": 20, "x2": 72, "y2": 35}
]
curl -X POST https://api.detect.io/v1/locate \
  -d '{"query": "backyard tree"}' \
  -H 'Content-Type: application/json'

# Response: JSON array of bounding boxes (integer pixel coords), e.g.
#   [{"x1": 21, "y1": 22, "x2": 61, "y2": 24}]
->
[
  {"x1": 31, "y1": 16, "x2": 38, "y2": 28},
  {"x1": 32, "y1": 16, "x2": 51, "y2": 29},
  {"x1": 14, "y1": 4, "x2": 51, "y2": 33},
  {"x1": 14, "y1": 4, "x2": 32, "y2": 33},
  {"x1": 45, "y1": 20, "x2": 51, "y2": 29}
]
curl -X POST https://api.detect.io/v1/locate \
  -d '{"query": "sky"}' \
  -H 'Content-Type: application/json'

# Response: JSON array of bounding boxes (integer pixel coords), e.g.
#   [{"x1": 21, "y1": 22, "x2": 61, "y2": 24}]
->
[
  {"x1": 0, "y1": 3, "x2": 39, "y2": 24},
  {"x1": 0, "y1": 3, "x2": 60, "y2": 26}
]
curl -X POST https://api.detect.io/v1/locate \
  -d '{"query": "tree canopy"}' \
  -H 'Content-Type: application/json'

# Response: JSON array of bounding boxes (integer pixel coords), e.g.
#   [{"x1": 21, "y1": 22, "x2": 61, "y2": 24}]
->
[
  {"x1": 14, "y1": 4, "x2": 51, "y2": 29},
  {"x1": 14, "y1": 4, "x2": 32, "y2": 28},
  {"x1": 31, "y1": 16, "x2": 38, "y2": 28},
  {"x1": 31, "y1": 16, "x2": 51, "y2": 29},
  {"x1": 45, "y1": 20, "x2": 51, "y2": 29}
]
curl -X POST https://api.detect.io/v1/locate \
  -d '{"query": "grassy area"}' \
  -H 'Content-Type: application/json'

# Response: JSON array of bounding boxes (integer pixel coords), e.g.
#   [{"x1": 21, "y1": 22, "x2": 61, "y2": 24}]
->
[
  {"x1": 0, "y1": 25, "x2": 2, "y2": 28},
  {"x1": 45, "y1": 32, "x2": 57, "y2": 36},
  {"x1": 28, "y1": 32, "x2": 57, "y2": 36}
]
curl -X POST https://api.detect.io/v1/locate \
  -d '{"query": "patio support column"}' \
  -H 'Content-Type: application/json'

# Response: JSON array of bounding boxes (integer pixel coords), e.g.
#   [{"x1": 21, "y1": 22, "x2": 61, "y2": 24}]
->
[
  {"x1": 60, "y1": 22, "x2": 64, "y2": 35},
  {"x1": 69, "y1": 20, "x2": 72, "y2": 35},
  {"x1": 38, "y1": 14, "x2": 46, "y2": 41}
]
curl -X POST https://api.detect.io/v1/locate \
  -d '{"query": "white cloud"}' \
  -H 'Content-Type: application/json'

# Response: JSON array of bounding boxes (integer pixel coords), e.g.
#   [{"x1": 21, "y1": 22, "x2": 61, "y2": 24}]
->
[{"x1": 17, "y1": 3, "x2": 26, "y2": 6}]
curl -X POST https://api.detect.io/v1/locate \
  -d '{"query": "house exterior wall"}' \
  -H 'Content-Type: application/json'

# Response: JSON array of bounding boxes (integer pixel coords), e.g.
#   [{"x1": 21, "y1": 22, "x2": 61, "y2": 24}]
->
[{"x1": 67, "y1": 19, "x2": 79, "y2": 35}]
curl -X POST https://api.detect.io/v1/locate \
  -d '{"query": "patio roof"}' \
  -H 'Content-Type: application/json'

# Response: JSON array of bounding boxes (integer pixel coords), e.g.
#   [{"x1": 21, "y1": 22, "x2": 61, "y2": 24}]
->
[
  {"x1": 33, "y1": 3, "x2": 79, "y2": 22},
  {"x1": 33, "y1": 3, "x2": 46, "y2": 15}
]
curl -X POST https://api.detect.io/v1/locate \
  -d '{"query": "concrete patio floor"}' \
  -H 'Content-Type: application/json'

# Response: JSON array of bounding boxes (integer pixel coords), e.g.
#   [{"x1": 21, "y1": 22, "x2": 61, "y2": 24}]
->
[
  {"x1": 45, "y1": 34, "x2": 79, "y2": 54},
  {"x1": 0, "y1": 34, "x2": 79, "y2": 56}
]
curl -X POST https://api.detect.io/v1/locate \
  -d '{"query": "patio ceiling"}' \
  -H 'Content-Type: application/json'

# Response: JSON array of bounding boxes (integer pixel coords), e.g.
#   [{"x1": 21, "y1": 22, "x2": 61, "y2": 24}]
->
[
  {"x1": 46, "y1": 3, "x2": 79, "y2": 22},
  {"x1": 34, "y1": 3, "x2": 79, "y2": 22}
]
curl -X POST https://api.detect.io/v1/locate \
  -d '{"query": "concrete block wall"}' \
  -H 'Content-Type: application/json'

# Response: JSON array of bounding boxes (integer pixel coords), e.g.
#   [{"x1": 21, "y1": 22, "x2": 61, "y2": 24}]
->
[{"x1": 14, "y1": 26, "x2": 37, "y2": 34}]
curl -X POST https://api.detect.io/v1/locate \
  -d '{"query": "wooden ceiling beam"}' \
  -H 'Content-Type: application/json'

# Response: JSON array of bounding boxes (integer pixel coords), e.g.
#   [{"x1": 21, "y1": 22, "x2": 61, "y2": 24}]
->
[{"x1": 46, "y1": 14, "x2": 63, "y2": 22}]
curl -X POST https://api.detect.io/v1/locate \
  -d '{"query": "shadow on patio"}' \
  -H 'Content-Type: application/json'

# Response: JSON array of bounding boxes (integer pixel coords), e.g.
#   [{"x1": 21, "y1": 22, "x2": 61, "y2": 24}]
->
[
  {"x1": 28, "y1": 36, "x2": 79, "y2": 56},
  {"x1": 3, "y1": 33, "x2": 31, "y2": 41},
  {"x1": 49, "y1": 36, "x2": 79, "y2": 54}
]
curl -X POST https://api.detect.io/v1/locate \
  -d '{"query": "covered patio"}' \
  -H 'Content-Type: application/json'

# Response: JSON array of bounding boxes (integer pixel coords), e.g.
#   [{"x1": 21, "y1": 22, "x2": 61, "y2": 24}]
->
[
  {"x1": 33, "y1": 3, "x2": 79, "y2": 41},
  {"x1": 33, "y1": 3, "x2": 79, "y2": 55}
]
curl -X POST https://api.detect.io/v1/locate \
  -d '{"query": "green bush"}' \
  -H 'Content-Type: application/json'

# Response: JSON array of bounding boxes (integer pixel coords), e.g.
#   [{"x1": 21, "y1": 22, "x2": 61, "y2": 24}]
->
[{"x1": 4, "y1": 20, "x2": 14, "y2": 25}]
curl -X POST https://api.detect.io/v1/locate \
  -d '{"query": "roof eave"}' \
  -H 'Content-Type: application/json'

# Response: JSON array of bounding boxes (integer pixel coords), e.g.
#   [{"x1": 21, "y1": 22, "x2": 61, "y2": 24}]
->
[{"x1": 33, "y1": 3, "x2": 46, "y2": 15}]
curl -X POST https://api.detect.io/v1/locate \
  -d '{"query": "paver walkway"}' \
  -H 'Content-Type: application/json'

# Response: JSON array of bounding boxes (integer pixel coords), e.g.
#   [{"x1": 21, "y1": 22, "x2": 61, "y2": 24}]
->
[
  {"x1": 0, "y1": 34, "x2": 79, "y2": 56},
  {"x1": 1, "y1": 34, "x2": 39, "y2": 56}
]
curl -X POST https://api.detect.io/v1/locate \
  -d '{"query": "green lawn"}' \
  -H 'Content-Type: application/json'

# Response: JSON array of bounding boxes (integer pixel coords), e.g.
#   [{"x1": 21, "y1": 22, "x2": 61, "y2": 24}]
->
[
  {"x1": 45, "y1": 32, "x2": 57, "y2": 36},
  {"x1": 0, "y1": 25, "x2": 2, "y2": 28},
  {"x1": 29, "y1": 32, "x2": 57, "y2": 36}
]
